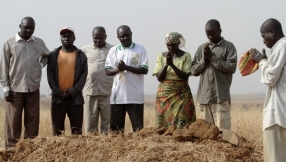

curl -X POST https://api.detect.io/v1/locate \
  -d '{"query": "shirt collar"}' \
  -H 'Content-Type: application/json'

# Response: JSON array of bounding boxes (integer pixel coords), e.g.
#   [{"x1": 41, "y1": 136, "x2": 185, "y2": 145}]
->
[
  {"x1": 270, "y1": 37, "x2": 286, "y2": 53},
  {"x1": 15, "y1": 33, "x2": 35, "y2": 42},
  {"x1": 118, "y1": 42, "x2": 135, "y2": 50},
  {"x1": 93, "y1": 42, "x2": 110, "y2": 49},
  {"x1": 208, "y1": 37, "x2": 225, "y2": 46}
]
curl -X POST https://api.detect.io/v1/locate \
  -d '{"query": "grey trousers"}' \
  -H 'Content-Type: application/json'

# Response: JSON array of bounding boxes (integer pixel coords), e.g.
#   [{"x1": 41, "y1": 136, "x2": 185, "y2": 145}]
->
[
  {"x1": 84, "y1": 95, "x2": 111, "y2": 134},
  {"x1": 5, "y1": 89, "x2": 40, "y2": 148}
]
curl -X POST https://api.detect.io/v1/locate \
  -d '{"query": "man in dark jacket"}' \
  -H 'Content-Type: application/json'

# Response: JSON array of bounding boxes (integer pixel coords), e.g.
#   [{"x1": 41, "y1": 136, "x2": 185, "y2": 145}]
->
[{"x1": 47, "y1": 26, "x2": 87, "y2": 136}]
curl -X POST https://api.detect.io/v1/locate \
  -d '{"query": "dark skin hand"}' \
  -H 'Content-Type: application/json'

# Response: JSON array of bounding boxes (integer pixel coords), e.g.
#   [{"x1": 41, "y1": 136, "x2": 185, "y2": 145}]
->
[
  {"x1": 249, "y1": 48, "x2": 267, "y2": 63},
  {"x1": 4, "y1": 91, "x2": 13, "y2": 102},
  {"x1": 203, "y1": 43, "x2": 213, "y2": 61},
  {"x1": 56, "y1": 90, "x2": 71, "y2": 100},
  {"x1": 105, "y1": 60, "x2": 148, "y2": 76},
  {"x1": 156, "y1": 49, "x2": 189, "y2": 82},
  {"x1": 62, "y1": 90, "x2": 71, "y2": 99}
]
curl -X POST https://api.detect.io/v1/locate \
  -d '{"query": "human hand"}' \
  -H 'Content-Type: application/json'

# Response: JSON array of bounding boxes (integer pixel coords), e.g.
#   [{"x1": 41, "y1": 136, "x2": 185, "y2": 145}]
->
[
  {"x1": 62, "y1": 90, "x2": 71, "y2": 99},
  {"x1": 4, "y1": 91, "x2": 13, "y2": 102},
  {"x1": 117, "y1": 60, "x2": 127, "y2": 71},
  {"x1": 166, "y1": 52, "x2": 174, "y2": 66},
  {"x1": 203, "y1": 43, "x2": 213, "y2": 61},
  {"x1": 249, "y1": 48, "x2": 267, "y2": 63}
]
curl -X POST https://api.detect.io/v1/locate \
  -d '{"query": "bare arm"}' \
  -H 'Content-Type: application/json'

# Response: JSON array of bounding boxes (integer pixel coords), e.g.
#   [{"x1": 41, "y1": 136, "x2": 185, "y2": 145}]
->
[
  {"x1": 156, "y1": 65, "x2": 168, "y2": 82},
  {"x1": 105, "y1": 68, "x2": 119, "y2": 76},
  {"x1": 117, "y1": 60, "x2": 148, "y2": 74},
  {"x1": 169, "y1": 64, "x2": 189, "y2": 81},
  {"x1": 126, "y1": 66, "x2": 148, "y2": 74}
]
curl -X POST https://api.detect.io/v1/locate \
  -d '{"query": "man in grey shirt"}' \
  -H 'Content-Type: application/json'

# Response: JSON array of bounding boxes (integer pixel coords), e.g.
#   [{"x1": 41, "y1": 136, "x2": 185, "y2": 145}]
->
[
  {"x1": 82, "y1": 26, "x2": 113, "y2": 134},
  {"x1": 191, "y1": 19, "x2": 237, "y2": 130},
  {"x1": 0, "y1": 17, "x2": 49, "y2": 148}
]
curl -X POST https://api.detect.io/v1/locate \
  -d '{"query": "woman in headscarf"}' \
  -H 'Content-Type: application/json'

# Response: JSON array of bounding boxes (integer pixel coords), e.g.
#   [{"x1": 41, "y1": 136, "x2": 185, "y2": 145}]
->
[{"x1": 153, "y1": 32, "x2": 196, "y2": 129}]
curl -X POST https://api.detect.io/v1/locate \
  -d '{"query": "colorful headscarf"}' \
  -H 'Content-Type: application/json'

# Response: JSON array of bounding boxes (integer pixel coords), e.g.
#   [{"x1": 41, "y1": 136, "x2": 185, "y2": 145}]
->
[{"x1": 165, "y1": 32, "x2": 186, "y2": 48}]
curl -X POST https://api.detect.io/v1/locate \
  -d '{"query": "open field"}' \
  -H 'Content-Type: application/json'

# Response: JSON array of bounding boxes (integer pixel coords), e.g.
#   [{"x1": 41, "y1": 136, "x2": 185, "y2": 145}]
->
[{"x1": 0, "y1": 95, "x2": 264, "y2": 161}]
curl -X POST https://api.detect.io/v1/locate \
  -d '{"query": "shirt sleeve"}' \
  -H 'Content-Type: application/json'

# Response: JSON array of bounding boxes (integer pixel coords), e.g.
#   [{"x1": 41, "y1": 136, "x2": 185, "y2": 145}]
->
[
  {"x1": 0, "y1": 41, "x2": 11, "y2": 92},
  {"x1": 259, "y1": 44, "x2": 286, "y2": 87},
  {"x1": 105, "y1": 47, "x2": 116, "y2": 69},
  {"x1": 39, "y1": 40, "x2": 50, "y2": 68},
  {"x1": 152, "y1": 54, "x2": 164, "y2": 76},
  {"x1": 140, "y1": 47, "x2": 149, "y2": 70},
  {"x1": 182, "y1": 53, "x2": 192, "y2": 74},
  {"x1": 190, "y1": 46, "x2": 207, "y2": 76},
  {"x1": 209, "y1": 43, "x2": 237, "y2": 74}
]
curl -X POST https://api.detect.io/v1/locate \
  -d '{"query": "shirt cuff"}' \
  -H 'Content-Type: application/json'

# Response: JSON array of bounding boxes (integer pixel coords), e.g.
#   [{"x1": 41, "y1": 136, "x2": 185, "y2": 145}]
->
[
  {"x1": 3, "y1": 86, "x2": 10, "y2": 92},
  {"x1": 209, "y1": 55, "x2": 217, "y2": 63},
  {"x1": 40, "y1": 63, "x2": 44, "y2": 69},
  {"x1": 259, "y1": 59, "x2": 268, "y2": 68},
  {"x1": 199, "y1": 58, "x2": 206, "y2": 66}
]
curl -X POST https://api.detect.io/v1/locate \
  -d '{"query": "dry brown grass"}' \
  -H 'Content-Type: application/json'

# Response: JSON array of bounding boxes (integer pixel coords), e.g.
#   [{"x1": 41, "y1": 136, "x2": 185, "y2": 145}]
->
[{"x1": 0, "y1": 97, "x2": 264, "y2": 161}]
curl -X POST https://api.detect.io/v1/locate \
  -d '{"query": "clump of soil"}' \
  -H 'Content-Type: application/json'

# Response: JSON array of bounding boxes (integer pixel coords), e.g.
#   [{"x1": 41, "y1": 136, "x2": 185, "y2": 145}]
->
[
  {"x1": 0, "y1": 119, "x2": 262, "y2": 162},
  {"x1": 139, "y1": 119, "x2": 220, "y2": 142}
]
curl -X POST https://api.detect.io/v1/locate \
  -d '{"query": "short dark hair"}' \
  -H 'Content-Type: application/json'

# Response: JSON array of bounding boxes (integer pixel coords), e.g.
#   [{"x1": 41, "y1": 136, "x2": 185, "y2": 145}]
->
[
  {"x1": 205, "y1": 19, "x2": 220, "y2": 29},
  {"x1": 92, "y1": 26, "x2": 106, "y2": 35},
  {"x1": 117, "y1": 25, "x2": 131, "y2": 34},
  {"x1": 261, "y1": 18, "x2": 283, "y2": 34}
]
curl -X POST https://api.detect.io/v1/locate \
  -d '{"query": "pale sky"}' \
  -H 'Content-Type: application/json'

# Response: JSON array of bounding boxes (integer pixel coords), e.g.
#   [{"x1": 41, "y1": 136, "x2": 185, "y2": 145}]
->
[{"x1": 0, "y1": 1, "x2": 285, "y2": 96}]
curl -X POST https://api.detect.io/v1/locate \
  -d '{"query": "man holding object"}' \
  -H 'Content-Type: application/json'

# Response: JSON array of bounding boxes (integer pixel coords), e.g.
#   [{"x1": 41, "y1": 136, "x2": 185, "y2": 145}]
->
[{"x1": 250, "y1": 18, "x2": 286, "y2": 162}]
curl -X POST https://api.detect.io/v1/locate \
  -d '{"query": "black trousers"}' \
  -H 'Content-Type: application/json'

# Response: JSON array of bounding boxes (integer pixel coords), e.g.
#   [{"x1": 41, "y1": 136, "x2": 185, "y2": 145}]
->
[
  {"x1": 110, "y1": 104, "x2": 144, "y2": 133},
  {"x1": 51, "y1": 97, "x2": 83, "y2": 136}
]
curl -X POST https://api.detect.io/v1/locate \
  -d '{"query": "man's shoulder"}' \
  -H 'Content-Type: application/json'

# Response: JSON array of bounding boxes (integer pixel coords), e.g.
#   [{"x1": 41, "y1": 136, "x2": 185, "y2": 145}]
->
[
  {"x1": 106, "y1": 43, "x2": 115, "y2": 48},
  {"x1": 134, "y1": 43, "x2": 146, "y2": 50},
  {"x1": 32, "y1": 36, "x2": 45, "y2": 43},
  {"x1": 109, "y1": 45, "x2": 119, "y2": 52},
  {"x1": 222, "y1": 39, "x2": 235, "y2": 48},
  {"x1": 197, "y1": 42, "x2": 208, "y2": 49},
  {"x1": 81, "y1": 43, "x2": 93, "y2": 50},
  {"x1": 49, "y1": 46, "x2": 61, "y2": 56},
  {"x1": 4, "y1": 36, "x2": 16, "y2": 45}
]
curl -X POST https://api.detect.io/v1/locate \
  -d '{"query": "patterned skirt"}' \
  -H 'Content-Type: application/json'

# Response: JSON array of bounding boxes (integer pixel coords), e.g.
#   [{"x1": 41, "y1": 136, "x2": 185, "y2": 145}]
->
[{"x1": 156, "y1": 80, "x2": 196, "y2": 129}]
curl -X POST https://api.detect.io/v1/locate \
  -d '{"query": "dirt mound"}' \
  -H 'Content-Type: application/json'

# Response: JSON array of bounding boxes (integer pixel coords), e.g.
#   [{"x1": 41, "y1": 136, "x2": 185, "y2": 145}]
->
[
  {"x1": 139, "y1": 119, "x2": 219, "y2": 142},
  {"x1": 0, "y1": 120, "x2": 262, "y2": 161}
]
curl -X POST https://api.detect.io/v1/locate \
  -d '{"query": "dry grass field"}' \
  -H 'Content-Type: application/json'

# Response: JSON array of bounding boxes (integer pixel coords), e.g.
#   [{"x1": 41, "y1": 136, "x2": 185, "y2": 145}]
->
[{"x1": 0, "y1": 94, "x2": 264, "y2": 161}]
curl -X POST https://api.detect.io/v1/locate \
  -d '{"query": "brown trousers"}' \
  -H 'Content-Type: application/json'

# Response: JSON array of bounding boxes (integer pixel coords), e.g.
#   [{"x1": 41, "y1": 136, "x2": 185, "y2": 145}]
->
[
  {"x1": 5, "y1": 89, "x2": 40, "y2": 148},
  {"x1": 51, "y1": 97, "x2": 83, "y2": 136}
]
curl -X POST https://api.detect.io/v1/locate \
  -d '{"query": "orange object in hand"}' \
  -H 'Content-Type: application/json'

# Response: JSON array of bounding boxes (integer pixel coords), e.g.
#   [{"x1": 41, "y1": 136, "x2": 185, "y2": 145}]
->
[{"x1": 238, "y1": 51, "x2": 259, "y2": 76}]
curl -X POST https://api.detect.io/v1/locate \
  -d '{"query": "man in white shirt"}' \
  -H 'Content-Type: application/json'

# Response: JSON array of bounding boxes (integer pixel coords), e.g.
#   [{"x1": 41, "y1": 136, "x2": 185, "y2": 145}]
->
[
  {"x1": 250, "y1": 18, "x2": 286, "y2": 162},
  {"x1": 105, "y1": 25, "x2": 148, "y2": 133}
]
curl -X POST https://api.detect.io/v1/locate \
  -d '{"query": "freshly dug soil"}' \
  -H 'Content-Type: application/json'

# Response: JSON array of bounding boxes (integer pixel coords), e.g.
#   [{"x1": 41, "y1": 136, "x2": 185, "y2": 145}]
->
[{"x1": 0, "y1": 120, "x2": 262, "y2": 162}]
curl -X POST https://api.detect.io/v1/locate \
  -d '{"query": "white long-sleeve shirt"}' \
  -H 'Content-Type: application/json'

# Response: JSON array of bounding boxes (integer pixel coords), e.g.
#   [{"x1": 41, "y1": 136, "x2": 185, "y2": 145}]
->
[{"x1": 259, "y1": 37, "x2": 286, "y2": 131}]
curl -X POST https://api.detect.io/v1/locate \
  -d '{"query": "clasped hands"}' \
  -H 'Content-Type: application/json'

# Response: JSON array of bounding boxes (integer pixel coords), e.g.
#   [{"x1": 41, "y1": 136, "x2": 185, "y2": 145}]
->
[
  {"x1": 165, "y1": 52, "x2": 174, "y2": 66},
  {"x1": 116, "y1": 60, "x2": 129, "y2": 71},
  {"x1": 203, "y1": 43, "x2": 213, "y2": 62},
  {"x1": 4, "y1": 91, "x2": 13, "y2": 102},
  {"x1": 249, "y1": 48, "x2": 267, "y2": 63},
  {"x1": 59, "y1": 90, "x2": 71, "y2": 100}
]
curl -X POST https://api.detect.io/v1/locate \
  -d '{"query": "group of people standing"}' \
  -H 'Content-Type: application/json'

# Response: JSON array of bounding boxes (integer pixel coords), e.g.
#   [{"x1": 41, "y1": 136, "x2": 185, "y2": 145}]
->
[{"x1": 0, "y1": 16, "x2": 285, "y2": 162}]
